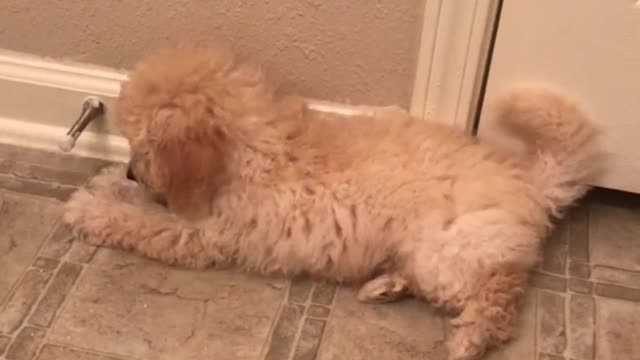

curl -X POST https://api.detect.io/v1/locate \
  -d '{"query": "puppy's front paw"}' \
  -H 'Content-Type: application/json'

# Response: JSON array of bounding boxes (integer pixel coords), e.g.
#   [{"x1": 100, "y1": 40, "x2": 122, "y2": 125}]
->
[
  {"x1": 87, "y1": 165, "x2": 131, "y2": 198},
  {"x1": 63, "y1": 189, "x2": 109, "y2": 246},
  {"x1": 87, "y1": 165, "x2": 158, "y2": 207},
  {"x1": 63, "y1": 189, "x2": 95, "y2": 225}
]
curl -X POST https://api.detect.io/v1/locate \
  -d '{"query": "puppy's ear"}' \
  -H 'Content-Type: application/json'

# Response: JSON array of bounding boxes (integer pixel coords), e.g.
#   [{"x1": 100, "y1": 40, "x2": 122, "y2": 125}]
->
[{"x1": 149, "y1": 107, "x2": 226, "y2": 217}]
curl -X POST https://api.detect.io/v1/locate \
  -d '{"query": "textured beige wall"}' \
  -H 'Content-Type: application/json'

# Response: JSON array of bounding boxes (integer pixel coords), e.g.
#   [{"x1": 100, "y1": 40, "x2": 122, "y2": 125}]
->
[{"x1": 0, "y1": 0, "x2": 424, "y2": 108}]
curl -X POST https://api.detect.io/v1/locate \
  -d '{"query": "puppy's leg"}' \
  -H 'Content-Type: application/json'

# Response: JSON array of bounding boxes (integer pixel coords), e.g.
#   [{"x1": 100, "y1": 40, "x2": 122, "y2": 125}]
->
[
  {"x1": 357, "y1": 273, "x2": 409, "y2": 304},
  {"x1": 407, "y1": 219, "x2": 535, "y2": 359},
  {"x1": 447, "y1": 266, "x2": 527, "y2": 360},
  {"x1": 64, "y1": 189, "x2": 228, "y2": 269}
]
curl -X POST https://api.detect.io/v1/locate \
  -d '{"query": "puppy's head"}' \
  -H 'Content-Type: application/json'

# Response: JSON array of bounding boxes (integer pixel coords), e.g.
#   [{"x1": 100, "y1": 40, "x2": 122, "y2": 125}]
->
[{"x1": 117, "y1": 46, "x2": 272, "y2": 215}]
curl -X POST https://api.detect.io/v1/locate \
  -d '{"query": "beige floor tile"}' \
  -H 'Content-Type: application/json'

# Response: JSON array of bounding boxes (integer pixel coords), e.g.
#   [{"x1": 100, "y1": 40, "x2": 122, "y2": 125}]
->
[{"x1": 48, "y1": 249, "x2": 287, "y2": 360}]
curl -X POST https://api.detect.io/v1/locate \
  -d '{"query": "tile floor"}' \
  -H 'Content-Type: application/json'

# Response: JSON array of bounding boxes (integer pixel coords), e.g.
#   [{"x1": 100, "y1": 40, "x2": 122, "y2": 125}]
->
[{"x1": 0, "y1": 143, "x2": 639, "y2": 360}]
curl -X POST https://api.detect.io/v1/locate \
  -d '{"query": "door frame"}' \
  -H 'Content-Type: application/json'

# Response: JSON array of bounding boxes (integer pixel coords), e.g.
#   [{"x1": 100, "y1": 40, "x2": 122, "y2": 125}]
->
[{"x1": 410, "y1": 0, "x2": 502, "y2": 131}]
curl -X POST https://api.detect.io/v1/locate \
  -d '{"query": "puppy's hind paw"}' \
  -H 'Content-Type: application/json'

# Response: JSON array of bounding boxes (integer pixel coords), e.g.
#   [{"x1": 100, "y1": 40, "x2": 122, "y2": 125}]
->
[
  {"x1": 357, "y1": 273, "x2": 409, "y2": 304},
  {"x1": 446, "y1": 324, "x2": 489, "y2": 360}
]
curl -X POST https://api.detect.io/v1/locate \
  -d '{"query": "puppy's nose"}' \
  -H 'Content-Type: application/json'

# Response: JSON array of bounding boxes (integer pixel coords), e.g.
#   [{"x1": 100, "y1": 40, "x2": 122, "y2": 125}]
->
[{"x1": 126, "y1": 167, "x2": 137, "y2": 182}]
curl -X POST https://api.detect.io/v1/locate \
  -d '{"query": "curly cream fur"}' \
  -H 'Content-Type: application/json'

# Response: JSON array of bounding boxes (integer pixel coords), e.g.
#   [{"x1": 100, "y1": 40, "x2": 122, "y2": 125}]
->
[{"x1": 63, "y1": 46, "x2": 603, "y2": 359}]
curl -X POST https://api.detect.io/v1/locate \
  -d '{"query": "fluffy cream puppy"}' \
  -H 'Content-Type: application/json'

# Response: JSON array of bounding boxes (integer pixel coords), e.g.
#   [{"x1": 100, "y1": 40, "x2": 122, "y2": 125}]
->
[{"x1": 64, "y1": 46, "x2": 602, "y2": 359}]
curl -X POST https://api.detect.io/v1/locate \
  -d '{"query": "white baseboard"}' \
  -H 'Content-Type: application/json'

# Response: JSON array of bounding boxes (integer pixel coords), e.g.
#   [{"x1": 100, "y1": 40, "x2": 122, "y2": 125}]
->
[{"x1": 0, "y1": 49, "x2": 392, "y2": 162}]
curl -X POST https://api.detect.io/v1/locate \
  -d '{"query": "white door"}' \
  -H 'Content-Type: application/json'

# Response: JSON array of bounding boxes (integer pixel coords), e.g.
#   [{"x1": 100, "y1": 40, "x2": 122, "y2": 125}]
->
[{"x1": 478, "y1": 0, "x2": 640, "y2": 194}]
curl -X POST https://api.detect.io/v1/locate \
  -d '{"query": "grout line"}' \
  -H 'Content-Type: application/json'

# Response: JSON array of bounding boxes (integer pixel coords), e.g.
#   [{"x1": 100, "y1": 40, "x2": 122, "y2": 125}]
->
[
  {"x1": 44, "y1": 340, "x2": 141, "y2": 360},
  {"x1": 534, "y1": 268, "x2": 567, "y2": 278},
  {"x1": 591, "y1": 264, "x2": 640, "y2": 276}
]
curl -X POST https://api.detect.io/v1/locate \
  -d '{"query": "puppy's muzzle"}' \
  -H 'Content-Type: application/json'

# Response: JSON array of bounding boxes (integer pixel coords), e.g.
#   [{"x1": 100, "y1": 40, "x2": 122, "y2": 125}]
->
[{"x1": 126, "y1": 166, "x2": 137, "y2": 182}]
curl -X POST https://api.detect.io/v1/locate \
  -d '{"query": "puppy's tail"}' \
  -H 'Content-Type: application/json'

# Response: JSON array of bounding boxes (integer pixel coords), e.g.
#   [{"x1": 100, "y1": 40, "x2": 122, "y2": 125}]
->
[{"x1": 492, "y1": 87, "x2": 604, "y2": 216}]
